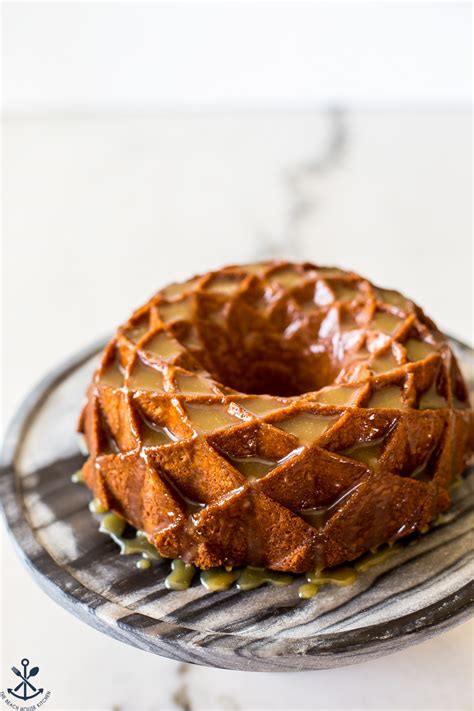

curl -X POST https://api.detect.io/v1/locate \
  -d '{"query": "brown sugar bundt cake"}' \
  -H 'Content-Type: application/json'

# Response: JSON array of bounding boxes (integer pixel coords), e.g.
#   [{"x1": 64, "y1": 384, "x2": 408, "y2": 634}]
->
[{"x1": 78, "y1": 261, "x2": 474, "y2": 573}]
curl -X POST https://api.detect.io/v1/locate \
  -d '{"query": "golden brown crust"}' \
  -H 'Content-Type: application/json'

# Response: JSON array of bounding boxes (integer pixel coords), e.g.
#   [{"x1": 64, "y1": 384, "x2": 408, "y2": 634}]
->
[{"x1": 79, "y1": 261, "x2": 474, "y2": 571}]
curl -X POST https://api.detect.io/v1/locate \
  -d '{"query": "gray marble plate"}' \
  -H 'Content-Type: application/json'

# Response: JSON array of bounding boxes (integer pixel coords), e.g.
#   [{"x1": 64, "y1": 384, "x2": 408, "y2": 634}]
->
[{"x1": 1, "y1": 338, "x2": 473, "y2": 672}]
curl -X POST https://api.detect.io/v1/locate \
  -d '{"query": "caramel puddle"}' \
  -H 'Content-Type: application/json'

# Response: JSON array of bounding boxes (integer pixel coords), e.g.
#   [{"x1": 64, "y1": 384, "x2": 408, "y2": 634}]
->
[{"x1": 75, "y1": 478, "x2": 455, "y2": 600}]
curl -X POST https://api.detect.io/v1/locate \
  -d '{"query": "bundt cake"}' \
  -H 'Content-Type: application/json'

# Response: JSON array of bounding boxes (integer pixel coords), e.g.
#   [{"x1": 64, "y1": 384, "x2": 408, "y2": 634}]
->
[{"x1": 78, "y1": 261, "x2": 473, "y2": 573}]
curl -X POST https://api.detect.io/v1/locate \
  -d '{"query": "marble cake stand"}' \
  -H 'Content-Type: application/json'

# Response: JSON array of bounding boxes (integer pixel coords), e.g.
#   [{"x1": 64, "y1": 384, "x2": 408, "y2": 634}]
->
[{"x1": 1, "y1": 338, "x2": 473, "y2": 672}]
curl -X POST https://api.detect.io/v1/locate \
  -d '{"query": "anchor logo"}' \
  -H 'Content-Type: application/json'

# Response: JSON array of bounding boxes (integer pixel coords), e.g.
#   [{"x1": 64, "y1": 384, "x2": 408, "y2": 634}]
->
[{"x1": 7, "y1": 658, "x2": 43, "y2": 701}]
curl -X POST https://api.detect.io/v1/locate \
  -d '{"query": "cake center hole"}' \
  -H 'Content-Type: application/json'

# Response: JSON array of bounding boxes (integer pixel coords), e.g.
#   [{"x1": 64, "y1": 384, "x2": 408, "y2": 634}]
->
[{"x1": 195, "y1": 327, "x2": 337, "y2": 396}]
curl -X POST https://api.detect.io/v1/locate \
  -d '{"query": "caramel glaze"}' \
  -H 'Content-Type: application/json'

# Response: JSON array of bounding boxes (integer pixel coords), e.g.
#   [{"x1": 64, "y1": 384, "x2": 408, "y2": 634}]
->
[{"x1": 78, "y1": 261, "x2": 474, "y2": 573}]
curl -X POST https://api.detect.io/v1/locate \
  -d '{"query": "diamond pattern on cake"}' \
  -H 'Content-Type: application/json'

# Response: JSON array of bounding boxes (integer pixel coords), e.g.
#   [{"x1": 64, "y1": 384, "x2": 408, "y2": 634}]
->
[{"x1": 79, "y1": 261, "x2": 473, "y2": 571}]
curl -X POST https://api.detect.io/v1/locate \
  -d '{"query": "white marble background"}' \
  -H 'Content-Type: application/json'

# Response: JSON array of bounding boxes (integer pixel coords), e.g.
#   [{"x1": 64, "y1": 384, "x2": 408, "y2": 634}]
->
[{"x1": 1, "y1": 111, "x2": 473, "y2": 710}]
